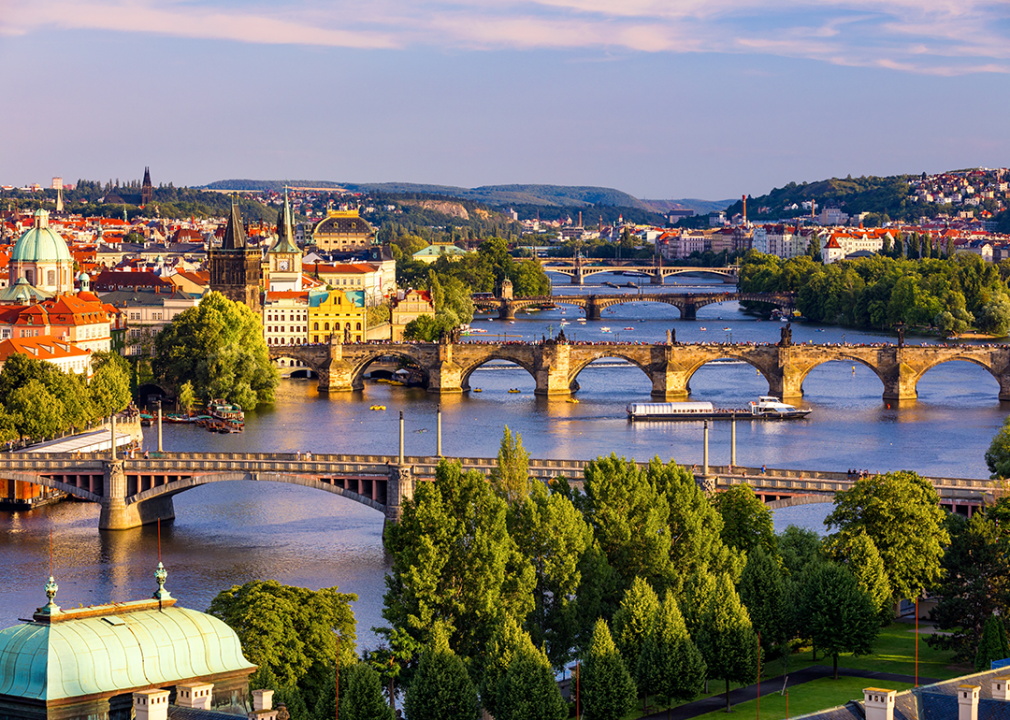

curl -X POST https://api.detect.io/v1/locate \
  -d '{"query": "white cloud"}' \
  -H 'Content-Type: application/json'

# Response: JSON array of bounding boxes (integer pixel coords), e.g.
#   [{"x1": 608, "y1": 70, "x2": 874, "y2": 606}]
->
[{"x1": 2, "y1": 0, "x2": 1008, "y2": 75}]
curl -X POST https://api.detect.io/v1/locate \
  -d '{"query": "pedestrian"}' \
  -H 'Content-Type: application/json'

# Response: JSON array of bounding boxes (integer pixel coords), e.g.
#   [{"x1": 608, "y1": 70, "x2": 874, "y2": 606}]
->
[{"x1": 761, "y1": 464, "x2": 766, "y2": 475}]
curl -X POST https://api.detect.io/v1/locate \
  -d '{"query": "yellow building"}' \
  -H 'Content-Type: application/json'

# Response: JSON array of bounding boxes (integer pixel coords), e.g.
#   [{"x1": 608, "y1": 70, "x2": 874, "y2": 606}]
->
[
  {"x1": 391, "y1": 289, "x2": 435, "y2": 341},
  {"x1": 311, "y1": 209, "x2": 374, "y2": 253},
  {"x1": 309, "y1": 289, "x2": 366, "y2": 343}
]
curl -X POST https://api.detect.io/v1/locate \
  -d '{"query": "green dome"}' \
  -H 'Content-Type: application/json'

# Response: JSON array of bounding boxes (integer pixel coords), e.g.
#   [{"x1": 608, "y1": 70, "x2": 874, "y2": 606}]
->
[{"x1": 12, "y1": 209, "x2": 72, "y2": 264}]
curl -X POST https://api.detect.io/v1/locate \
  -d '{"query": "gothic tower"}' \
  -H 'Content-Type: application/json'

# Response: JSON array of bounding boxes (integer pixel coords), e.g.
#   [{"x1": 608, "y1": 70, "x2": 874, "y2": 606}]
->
[
  {"x1": 209, "y1": 198, "x2": 262, "y2": 312},
  {"x1": 141, "y1": 167, "x2": 153, "y2": 206}
]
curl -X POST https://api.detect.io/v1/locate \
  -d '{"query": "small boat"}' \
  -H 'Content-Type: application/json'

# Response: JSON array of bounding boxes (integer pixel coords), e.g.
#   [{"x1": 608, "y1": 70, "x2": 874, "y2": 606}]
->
[
  {"x1": 600, "y1": 327, "x2": 612, "y2": 333},
  {"x1": 627, "y1": 396, "x2": 812, "y2": 421},
  {"x1": 560, "y1": 321, "x2": 570, "y2": 326},
  {"x1": 567, "y1": 398, "x2": 579, "y2": 404},
  {"x1": 700, "y1": 327, "x2": 707, "y2": 331},
  {"x1": 577, "y1": 318, "x2": 586, "y2": 324},
  {"x1": 623, "y1": 326, "x2": 634, "y2": 331},
  {"x1": 723, "y1": 327, "x2": 731, "y2": 331},
  {"x1": 208, "y1": 399, "x2": 243, "y2": 423},
  {"x1": 370, "y1": 405, "x2": 386, "y2": 411},
  {"x1": 474, "y1": 388, "x2": 483, "y2": 393},
  {"x1": 388, "y1": 380, "x2": 405, "y2": 386},
  {"x1": 508, "y1": 388, "x2": 521, "y2": 394}
]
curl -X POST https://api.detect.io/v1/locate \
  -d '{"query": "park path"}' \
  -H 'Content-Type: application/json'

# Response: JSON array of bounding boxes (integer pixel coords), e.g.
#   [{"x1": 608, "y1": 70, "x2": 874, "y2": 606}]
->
[{"x1": 641, "y1": 665, "x2": 936, "y2": 720}]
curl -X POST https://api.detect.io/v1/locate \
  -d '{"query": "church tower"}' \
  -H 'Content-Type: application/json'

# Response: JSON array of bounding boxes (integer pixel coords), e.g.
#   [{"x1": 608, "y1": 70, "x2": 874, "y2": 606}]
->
[
  {"x1": 209, "y1": 197, "x2": 262, "y2": 312},
  {"x1": 265, "y1": 189, "x2": 302, "y2": 292},
  {"x1": 141, "y1": 167, "x2": 153, "y2": 206}
]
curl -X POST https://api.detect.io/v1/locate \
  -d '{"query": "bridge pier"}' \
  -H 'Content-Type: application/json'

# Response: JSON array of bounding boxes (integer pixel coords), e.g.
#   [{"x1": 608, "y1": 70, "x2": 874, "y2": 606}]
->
[
  {"x1": 681, "y1": 303, "x2": 697, "y2": 321},
  {"x1": 534, "y1": 341, "x2": 575, "y2": 397},
  {"x1": 383, "y1": 464, "x2": 415, "y2": 540},
  {"x1": 880, "y1": 351, "x2": 921, "y2": 402},
  {"x1": 498, "y1": 301, "x2": 516, "y2": 321},
  {"x1": 650, "y1": 271, "x2": 664, "y2": 285},
  {"x1": 570, "y1": 270, "x2": 584, "y2": 286},
  {"x1": 999, "y1": 373, "x2": 1010, "y2": 402},
  {"x1": 585, "y1": 298, "x2": 602, "y2": 322},
  {"x1": 98, "y1": 461, "x2": 175, "y2": 531},
  {"x1": 428, "y1": 343, "x2": 464, "y2": 394},
  {"x1": 650, "y1": 369, "x2": 691, "y2": 400}
]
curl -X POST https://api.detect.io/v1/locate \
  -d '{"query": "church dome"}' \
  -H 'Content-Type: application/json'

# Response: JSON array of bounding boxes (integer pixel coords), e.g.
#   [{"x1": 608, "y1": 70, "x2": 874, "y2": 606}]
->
[{"x1": 12, "y1": 209, "x2": 72, "y2": 264}]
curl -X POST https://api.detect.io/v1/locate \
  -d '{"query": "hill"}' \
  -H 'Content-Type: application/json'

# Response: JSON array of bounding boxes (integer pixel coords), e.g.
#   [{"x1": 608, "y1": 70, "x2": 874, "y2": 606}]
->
[
  {"x1": 724, "y1": 175, "x2": 917, "y2": 222},
  {"x1": 643, "y1": 198, "x2": 737, "y2": 215}
]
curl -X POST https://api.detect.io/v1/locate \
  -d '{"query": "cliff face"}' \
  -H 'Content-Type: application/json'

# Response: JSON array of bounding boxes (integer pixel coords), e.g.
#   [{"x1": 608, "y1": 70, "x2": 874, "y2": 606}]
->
[{"x1": 400, "y1": 199, "x2": 470, "y2": 220}]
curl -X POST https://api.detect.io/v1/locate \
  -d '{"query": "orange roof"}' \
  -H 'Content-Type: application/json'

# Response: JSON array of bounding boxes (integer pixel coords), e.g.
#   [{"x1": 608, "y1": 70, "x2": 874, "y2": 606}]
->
[
  {"x1": 0, "y1": 336, "x2": 91, "y2": 363},
  {"x1": 265, "y1": 291, "x2": 311, "y2": 301}
]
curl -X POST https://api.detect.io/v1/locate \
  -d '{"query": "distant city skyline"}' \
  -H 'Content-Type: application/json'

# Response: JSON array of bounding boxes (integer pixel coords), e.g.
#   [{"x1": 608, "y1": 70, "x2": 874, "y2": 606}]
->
[{"x1": 1, "y1": 0, "x2": 1007, "y2": 200}]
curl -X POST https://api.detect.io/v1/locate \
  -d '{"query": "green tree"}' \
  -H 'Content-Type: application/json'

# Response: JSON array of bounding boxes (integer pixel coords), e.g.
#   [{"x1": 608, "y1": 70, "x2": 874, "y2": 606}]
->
[
  {"x1": 975, "y1": 615, "x2": 1010, "y2": 672},
  {"x1": 403, "y1": 624, "x2": 479, "y2": 720},
  {"x1": 580, "y1": 619, "x2": 637, "y2": 720},
  {"x1": 479, "y1": 616, "x2": 530, "y2": 717},
  {"x1": 714, "y1": 484, "x2": 776, "y2": 555},
  {"x1": 8, "y1": 379, "x2": 65, "y2": 440},
  {"x1": 826, "y1": 531, "x2": 892, "y2": 624},
  {"x1": 342, "y1": 663, "x2": 393, "y2": 720},
  {"x1": 825, "y1": 471, "x2": 949, "y2": 601},
  {"x1": 977, "y1": 295, "x2": 1010, "y2": 336},
  {"x1": 778, "y1": 525, "x2": 823, "y2": 577},
  {"x1": 508, "y1": 479, "x2": 595, "y2": 669},
  {"x1": 494, "y1": 642, "x2": 568, "y2": 720},
  {"x1": 490, "y1": 426, "x2": 531, "y2": 504},
  {"x1": 207, "y1": 580, "x2": 357, "y2": 689},
  {"x1": 928, "y1": 507, "x2": 1010, "y2": 662},
  {"x1": 177, "y1": 381, "x2": 197, "y2": 414},
  {"x1": 581, "y1": 454, "x2": 672, "y2": 593},
  {"x1": 694, "y1": 573, "x2": 759, "y2": 711},
  {"x1": 90, "y1": 351, "x2": 132, "y2": 417},
  {"x1": 738, "y1": 545, "x2": 791, "y2": 655},
  {"x1": 153, "y1": 292, "x2": 279, "y2": 410},
  {"x1": 611, "y1": 577, "x2": 660, "y2": 689},
  {"x1": 383, "y1": 459, "x2": 534, "y2": 660},
  {"x1": 364, "y1": 627, "x2": 420, "y2": 715},
  {"x1": 986, "y1": 418, "x2": 1010, "y2": 478},
  {"x1": 638, "y1": 590, "x2": 707, "y2": 710},
  {"x1": 796, "y1": 563, "x2": 880, "y2": 679}
]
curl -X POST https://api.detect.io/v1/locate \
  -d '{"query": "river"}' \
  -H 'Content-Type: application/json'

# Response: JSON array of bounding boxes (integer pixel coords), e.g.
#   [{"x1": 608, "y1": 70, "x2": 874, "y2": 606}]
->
[{"x1": 1, "y1": 274, "x2": 1006, "y2": 648}]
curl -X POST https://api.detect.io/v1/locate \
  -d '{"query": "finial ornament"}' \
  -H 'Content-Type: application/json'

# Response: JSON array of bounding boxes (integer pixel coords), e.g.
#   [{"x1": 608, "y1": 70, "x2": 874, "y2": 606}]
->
[
  {"x1": 38, "y1": 575, "x2": 61, "y2": 615},
  {"x1": 153, "y1": 561, "x2": 172, "y2": 601}
]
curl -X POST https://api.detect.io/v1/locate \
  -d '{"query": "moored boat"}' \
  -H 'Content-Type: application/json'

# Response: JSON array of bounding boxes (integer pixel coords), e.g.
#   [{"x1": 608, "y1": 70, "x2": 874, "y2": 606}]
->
[{"x1": 627, "y1": 396, "x2": 811, "y2": 421}]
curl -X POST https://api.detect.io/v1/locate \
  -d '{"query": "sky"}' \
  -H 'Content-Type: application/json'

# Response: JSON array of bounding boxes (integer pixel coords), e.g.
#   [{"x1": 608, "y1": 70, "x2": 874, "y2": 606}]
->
[{"x1": 1, "y1": 0, "x2": 1008, "y2": 199}]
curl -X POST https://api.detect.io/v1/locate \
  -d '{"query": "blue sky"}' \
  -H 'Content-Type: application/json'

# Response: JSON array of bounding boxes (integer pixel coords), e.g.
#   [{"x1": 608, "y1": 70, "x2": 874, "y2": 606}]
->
[{"x1": 1, "y1": 0, "x2": 1007, "y2": 199}]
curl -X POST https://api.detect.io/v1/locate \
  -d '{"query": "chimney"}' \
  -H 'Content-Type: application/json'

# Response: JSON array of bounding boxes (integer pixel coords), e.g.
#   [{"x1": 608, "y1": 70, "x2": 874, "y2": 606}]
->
[
  {"x1": 959, "y1": 685, "x2": 980, "y2": 720},
  {"x1": 253, "y1": 690, "x2": 274, "y2": 712},
  {"x1": 176, "y1": 683, "x2": 214, "y2": 710},
  {"x1": 863, "y1": 688, "x2": 895, "y2": 720},
  {"x1": 742, "y1": 195, "x2": 747, "y2": 224},
  {"x1": 134, "y1": 689, "x2": 170, "y2": 720},
  {"x1": 993, "y1": 677, "x2": 1010, "y2": 701}
]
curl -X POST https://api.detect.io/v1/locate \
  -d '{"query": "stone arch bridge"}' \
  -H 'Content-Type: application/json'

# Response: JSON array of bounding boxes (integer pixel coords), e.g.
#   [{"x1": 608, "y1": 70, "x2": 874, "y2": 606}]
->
[
  {"x1": 0, "y1": 453, "x2": 993, "y2": 532},
  {"x1": 540, "y1": 260, "x2": 739, "y2": 285},
  {"x1": 472, "y1": 291, "x2": 796, "y2": 320},
  {"x1": 270, "y1": 338, "x2": 1010, "y2": 402}
]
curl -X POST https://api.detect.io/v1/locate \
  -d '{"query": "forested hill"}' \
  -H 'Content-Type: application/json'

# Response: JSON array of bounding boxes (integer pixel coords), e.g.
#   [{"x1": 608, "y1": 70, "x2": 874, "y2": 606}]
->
[{"x1": 726, "y1": 175, "x2": 918, "y2": 222}]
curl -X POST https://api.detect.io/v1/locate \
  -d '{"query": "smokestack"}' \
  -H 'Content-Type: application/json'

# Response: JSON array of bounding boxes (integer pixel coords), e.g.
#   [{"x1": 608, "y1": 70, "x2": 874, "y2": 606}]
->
[
  {"x1": 742, "y1": 195, "x2": 747, "y2": 224},
  {"x1": 578, "y1": 211, "x2": 582, "y2": 228}
]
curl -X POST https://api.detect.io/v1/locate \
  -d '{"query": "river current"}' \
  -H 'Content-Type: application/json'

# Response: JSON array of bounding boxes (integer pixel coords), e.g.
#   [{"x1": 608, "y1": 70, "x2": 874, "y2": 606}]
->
[{"x1": 1, "y1": 275, "x2": 1005, "y2": 648}]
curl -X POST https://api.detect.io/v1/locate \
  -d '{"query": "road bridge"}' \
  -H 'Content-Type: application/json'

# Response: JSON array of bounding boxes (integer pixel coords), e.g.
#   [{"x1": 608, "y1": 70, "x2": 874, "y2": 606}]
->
[
  {"x1": 0, "y1": 452, "x2": 993, "y2": 531},
  {"x1": 472, "y1": 291, "x2": 795, "y2": 320},
  {"x1": 269, "y1": 337, "x2": 1010, "y2": 402},
  {"x1": 540, "y1": 259, "x2": 738, "y2": 285}
]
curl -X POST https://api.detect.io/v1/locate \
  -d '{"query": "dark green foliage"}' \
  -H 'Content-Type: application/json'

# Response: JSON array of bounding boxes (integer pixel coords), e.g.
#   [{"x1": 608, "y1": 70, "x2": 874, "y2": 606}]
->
[
  {"x1": 826, "y1": 531, "x2": 892, "y2": 624},
  {"x1": 928, "y1": 505, "x2": 1010, "y2": 662},
  {"x1": 975, "y1": 616, "x2": 1010, "y2": 672},
  {"x1": 478, "y1": 617, "x2": 531, "y2": 716},
  {"x1": 580, "y1": 620, "x2": 637, "y2": 720},
  {"x1": 714, "y1": 484, "x2": 776, "y2": 555},
  {"x1": 364, "y1": 627, "x2": 420, "y2": 715},
  {"x1": 638, "y1": 591, "x2": 706, "y2": 707},
  {"x1": 986, "y1": 417, "x2": 1010, "y2": 478},
  {"x1": 825, "y1": 471, "x2": 949, "y2": 601},
  {"x1": 796, "y1": 563, "x2": 880, "y2": 679},
  {"x1": 494, "y1": 643, "x2": 568, "y2": 720},
  {"x1": 383, "y1": 459, "x2": 534, "y2": 660},
  {"x1": 343, "y1": 663, "x2": 393, "y2": 720},
  {"x1": 89, "y1": 351, "x2": 132, "y2": 418},
  {"x1": 580, "y1": 454, "x2": 672, "y2": 593},
  {"x1": 404, "y1": 625, "x2": 479, "y2": 720},
  {"x1": 153, "y1": 292, "x2": 279, "y2": 409},
  {"x1": 738, "y1": 545, "x2": 792, "y2": 653},
  {"x1": 611, "y1": 577, "x2": 660, "y2": 683},
  {"x1": 778, "y1": 525, "x2": 824, "y2": 577},
  {"x1": 694, "y1": 573, "x2": 760, "y2": 711},
  {"x1": 207, "y1": 580, "x2": 357, "y2": 689}
]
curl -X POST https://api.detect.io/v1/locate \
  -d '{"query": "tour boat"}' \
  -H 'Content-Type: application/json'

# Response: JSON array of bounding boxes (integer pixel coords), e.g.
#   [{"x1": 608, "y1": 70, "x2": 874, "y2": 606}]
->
[
  {"x1": 627, "y1": 396, "x2": 812, "y2": 421},
  {"x1": 208, "y1": 399, "x2": 244, "y2": 423}
]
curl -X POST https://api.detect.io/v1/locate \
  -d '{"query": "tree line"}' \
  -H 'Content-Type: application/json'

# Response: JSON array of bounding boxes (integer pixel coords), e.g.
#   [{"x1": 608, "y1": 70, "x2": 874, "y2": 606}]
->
[
  {"x1": 0, "y1": 352, "x2": 131, "y2": 444},
  {"x1": 739, "y1": 250, "x2": 1010, "y2": 336},
  {"x1": 210, "y1": 429, "x2": 996, "y2": 720}
]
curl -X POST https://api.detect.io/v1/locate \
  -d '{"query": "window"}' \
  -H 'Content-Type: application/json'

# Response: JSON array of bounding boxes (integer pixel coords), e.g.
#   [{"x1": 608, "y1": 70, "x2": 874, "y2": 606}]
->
[
  {"x1": 356, "y1": 322, "x2": 361, "y2": 330},
  {"x1": 324, "y1": 322, "x2": 330, "y2": 331},
  {"x1": 47, "y1": 270, "x2": 56, "y2": 286},
  {"x1": 313, "y1": 322, "x2": 319, "y2": 330}
]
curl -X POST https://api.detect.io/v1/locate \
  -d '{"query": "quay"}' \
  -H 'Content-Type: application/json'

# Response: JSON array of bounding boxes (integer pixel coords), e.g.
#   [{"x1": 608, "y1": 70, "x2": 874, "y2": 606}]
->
[
  {"x1": 269, "y1": 336, "x2": 1010, "y2": 402},
  {"x1": 0, "y1": 449, "x2": 994, "y2": 531}
]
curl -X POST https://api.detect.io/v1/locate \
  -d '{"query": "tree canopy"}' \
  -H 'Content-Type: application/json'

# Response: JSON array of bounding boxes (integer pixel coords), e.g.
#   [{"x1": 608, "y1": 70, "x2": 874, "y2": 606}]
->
[{"x1": 153, "y1": 292, "x2": 279, "y2": 410}]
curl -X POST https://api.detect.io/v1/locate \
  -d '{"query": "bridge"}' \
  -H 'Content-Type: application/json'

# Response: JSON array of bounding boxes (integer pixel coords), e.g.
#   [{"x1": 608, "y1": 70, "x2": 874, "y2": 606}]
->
[
  {"x1": 268, "y1": 337, "x2": 1010, "y2": 402},
  {"x1": 471, "y1": 291, "x2": 796, "y2": 321},
  {"x1": 539, "y1": 259, "x2": 738, "y2": 285},
  {"x1": 0, "y1": 451, "x2": 994, "y2": 531}
]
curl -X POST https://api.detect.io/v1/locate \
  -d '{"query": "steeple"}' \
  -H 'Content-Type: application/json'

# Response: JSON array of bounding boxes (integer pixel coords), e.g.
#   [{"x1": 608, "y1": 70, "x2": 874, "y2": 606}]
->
[
  {"x1": 141, "y1": 167, "x2": 153, "y2": 206},
  {"x1": 222, "y1": 195, "x2": 247, "y2": 250},
  {"x1": 277, "y1": 188, "x2": 294, "y2": 247}
]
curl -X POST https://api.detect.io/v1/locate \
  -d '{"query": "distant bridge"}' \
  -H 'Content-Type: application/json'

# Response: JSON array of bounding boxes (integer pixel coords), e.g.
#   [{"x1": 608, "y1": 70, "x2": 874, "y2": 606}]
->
[
  {"x1": 471, "y1": 291, "x2": 796, "y2": 320},
  {"x1": 0, "y1": 452, "x2": 993, "y2": 531},
  {"x1": 539, "y1": 259, "x2": 739, "y2": 285},
  {"x1": 268, "y1": 337, "x2": 1010, "y2": 402}
]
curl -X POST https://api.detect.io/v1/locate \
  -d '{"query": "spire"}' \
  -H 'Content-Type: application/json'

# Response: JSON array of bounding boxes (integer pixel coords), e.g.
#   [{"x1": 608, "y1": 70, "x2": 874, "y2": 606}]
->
[{"x1": 222, "y1": 195, "x2": 247, "y2": 250}]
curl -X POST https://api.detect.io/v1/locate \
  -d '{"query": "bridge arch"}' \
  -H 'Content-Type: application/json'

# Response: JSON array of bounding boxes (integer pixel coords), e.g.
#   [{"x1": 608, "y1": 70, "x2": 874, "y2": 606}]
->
[
  {"x1": 681, "y1": 353, "x2": 779, "y2": 395},
  {"x1": 460, "y1": 353, "x2": 539, "y2": 390},
  {"x1": 11, "y1": 472, "x2": 103, "y2": 503},
  {"x1": 594, "y1": 296, "x2": 686, "y2": 318},
  {"x1": 912, "y1": 356, "x2": 1001, "y2": 395},
  {"x1": 128, "y1": 471, "x2": 387, "y2": 513},
  {"x1": 348, "y1": 349, "x2": 430, "y2": 390},
  {"x1": 568, "y1": 352, "x2": 654, "y2": 391},
  {"x1": 790, "y1": 355, "x2": 888, "y2": 396},
  {"x1": 269, "y1": 348, "x2": 328, "y2": 377}
]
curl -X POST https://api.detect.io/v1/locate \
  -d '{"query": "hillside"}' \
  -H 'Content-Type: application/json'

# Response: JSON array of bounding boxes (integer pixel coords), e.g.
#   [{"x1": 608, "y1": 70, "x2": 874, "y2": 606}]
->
[
  {"x1": 725, "y1": 175, "x2": 917, "y2": 221},
  {"x1": 644, "y1": 198, "x2": 737, "y2": 214}
]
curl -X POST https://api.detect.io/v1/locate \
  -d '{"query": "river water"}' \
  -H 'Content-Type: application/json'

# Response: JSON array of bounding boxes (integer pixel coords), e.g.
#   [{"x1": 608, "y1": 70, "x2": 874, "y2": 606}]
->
[{"x1": 1, "y1": 274, "x2": 1006, "y2": 648}]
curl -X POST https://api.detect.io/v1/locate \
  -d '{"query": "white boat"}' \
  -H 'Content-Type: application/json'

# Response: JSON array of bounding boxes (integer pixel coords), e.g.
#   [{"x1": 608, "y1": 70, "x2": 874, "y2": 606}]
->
[{"x1": 627, "y1": 396, "x2": 811, "y2": 421}]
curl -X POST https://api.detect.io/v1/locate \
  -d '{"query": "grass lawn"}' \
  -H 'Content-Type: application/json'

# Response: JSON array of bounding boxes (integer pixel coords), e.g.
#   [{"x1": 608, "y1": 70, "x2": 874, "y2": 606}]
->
[
  {"x1": 620, "y1": 623, "x2": 967, "y2": 719},
  {"x1": 685, "y1": 677, "x2": 915, "y2": 720}
]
